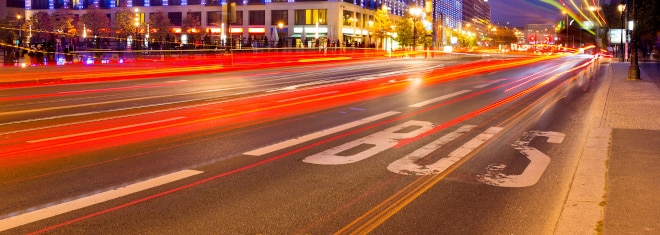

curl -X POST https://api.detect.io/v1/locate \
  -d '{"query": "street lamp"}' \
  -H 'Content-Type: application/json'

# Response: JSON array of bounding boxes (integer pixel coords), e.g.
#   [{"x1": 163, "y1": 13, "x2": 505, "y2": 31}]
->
[
  {"x1": 627, "y1": 0, "x2": 639, "y2": 80},
  {"x1": 587, "y1": 5, "x2": 601, "y2": 50},
  {"x1": 409, "y1": 7, "x2": 423, "y2": 50},
  {"x1": 562, "y1": 11, "x2": 569, "y2": 48},
  {"x1": 134, "y1": 8, "x2": 140, "y2": 50},
  {"x1": 278, "y1": 22, "x2": 283, "y2": 47},
  {"x1": 16, "y1": 14, "x2": 22, "y2": 47},
  {"x1": 618, "y1": 4, "x2": 626, "y2": 62}
]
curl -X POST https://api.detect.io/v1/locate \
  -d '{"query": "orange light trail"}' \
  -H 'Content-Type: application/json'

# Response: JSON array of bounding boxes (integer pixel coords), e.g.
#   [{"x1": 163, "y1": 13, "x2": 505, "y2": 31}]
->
[
  {"x1": 23, "y1": 56, "x2": 598, "y2": 234},
  {"x1": 0, "y1": 56, "x2": 559, "y2": 169}
]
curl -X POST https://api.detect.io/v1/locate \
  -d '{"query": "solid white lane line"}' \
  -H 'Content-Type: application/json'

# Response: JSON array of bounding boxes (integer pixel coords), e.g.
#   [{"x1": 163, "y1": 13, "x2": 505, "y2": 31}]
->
[
  {"x1": 243, "y1": 111, "x2": 400, "y2": 156},
  {"x1": 26, "y1": 117, "x2": 185, "y2": 143},
  {"x1": 277, "y1": 91, "x2": 339, "y2": 103},
  {"x1": 0, "y1": 170, "x2": 203, "y2": 232},
  {"x1": 409, "y1": 90, "x2": 471, "y2": 108}
]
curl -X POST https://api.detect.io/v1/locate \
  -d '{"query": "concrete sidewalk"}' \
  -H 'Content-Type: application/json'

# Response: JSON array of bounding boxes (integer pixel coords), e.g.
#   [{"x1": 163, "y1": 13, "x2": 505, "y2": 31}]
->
[
  {"x1": 555, "y1": 59, "x2": 660, "y2": 234},
  {"x1": 602, "y1": 61, "x2": 660, "y2": 234}
]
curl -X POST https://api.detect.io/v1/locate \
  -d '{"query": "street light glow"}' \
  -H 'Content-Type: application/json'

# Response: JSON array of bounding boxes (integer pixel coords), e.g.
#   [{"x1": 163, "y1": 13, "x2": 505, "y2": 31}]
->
[{"x1": 409, "y1": 7, "x2": 422, "y2": 17}]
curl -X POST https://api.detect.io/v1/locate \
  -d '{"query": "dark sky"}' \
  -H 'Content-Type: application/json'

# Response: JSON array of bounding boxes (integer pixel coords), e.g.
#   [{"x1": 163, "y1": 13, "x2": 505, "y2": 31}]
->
[{"x1": 489, "y1": 0, "x2": 562, "y2": 27}]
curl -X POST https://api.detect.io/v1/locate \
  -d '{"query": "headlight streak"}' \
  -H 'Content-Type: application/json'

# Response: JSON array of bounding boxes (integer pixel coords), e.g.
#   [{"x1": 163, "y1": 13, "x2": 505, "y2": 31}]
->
[
  {"x1": 0, "y1": 60, "x2": 430, "y2": 126},
  {"x1": 1, "y1": 51, "x2": 402, "y2": 89},
  {"x1": 0, "y1": 81, "x2": 188, "y2": 102},
  {"x1": 504, "y1": 63, "x2": 570, "y2": 93},
  {"x1": 8, "y1": 56, "x2": 589, "y2": 234},
  {"x1": 335, "y1": 57, "x2": 599, "y2": 234},
  {"x1": 393, "y1": 57, "x2": 594, "y2": 149},
  {"x1": 0, "y1": 57, "x2": 557, "y2": 169}
]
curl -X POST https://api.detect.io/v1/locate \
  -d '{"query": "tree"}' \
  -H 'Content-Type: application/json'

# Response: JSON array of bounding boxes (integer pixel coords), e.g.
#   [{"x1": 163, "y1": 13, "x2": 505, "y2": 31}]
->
[
  {"x1": 487, "y1": 27, "x2": 518, "y2": 48},
  {"x1": 0, "y1": 16, "x2": 19, "y2": 46},
  {"x1": 394, "y1": 19, "x2": 412, "y2": 47},
  {"x1": 148, "y1": 10, "x2": 173, "y2": 46},
  {"x1": 182, "y1": 10, "x2": 201, "y2": 35},
  {"x1": 30, "y1": 11, "x2": 53, "y2": 43},
  {"x1": 455, "y1": 30, "x2": 476, "y2": 48},
  {"x1": 79, "y1": 4, "x2": 111, "y2": 47},
  {"x1": 371, "y1": 6, "x2": 392, "y2": 49},
  {"x1": 634, "y1": 0, "x2": 660, "y2": 40},
  {"x1": 393, "y1": 14, "x2": 428, "y2": 48},
  {"x1": 181, "y1": 11, "x2": 201, "y2": 47},
  {"x1": 113, "y1": 4, "x2": 138, "y2": 39},
  {"x1": 51, "y1": 8, "x2": 75, "y2": 39}
]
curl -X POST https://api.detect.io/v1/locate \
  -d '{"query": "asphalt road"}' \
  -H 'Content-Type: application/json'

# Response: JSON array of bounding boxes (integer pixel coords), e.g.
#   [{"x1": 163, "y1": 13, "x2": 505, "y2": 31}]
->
[{"x1": 0, "y1": 54, "x2": 601, "y2": 234}]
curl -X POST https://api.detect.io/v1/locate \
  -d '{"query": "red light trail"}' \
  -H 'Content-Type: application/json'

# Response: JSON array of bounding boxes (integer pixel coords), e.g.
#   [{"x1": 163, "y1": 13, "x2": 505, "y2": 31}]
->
[{"x1": 21, "y1": 55, "x2": 599, "y2": 234}]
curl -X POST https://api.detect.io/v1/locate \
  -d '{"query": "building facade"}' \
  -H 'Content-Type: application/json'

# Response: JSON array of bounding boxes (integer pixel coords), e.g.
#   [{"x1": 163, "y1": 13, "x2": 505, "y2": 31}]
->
[
  {"x1": 461, "y1": 0, "x2": 488, "y2": 32},
  {"x1": 525, "y1": 23, "x2": 557, "y2": 45},
  {"x1": 5, "y1": 0, "x2": 417, "y2": 47},
  {"x1": 4, "y1": 0, "x2": 490, "y2": 48}
]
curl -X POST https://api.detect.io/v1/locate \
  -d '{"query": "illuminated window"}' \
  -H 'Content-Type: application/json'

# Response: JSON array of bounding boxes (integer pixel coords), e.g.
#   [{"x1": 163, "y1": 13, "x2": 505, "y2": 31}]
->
[
  {"x1": 294, "y1": 9, "x2": 327, "y2": 25},
  {"x1": 342, "y1": 10, "x2": 353, "y2": 26}
]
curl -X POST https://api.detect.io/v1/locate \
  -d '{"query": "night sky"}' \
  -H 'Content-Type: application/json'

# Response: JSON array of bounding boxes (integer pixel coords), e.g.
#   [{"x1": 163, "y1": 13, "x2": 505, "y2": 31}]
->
[{"x1": 489, "y1": 0, "x2": 563, "y2": 27}]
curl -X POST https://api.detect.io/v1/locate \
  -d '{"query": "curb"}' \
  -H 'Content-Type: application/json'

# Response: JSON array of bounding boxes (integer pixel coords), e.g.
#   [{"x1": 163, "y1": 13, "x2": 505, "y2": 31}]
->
[{"x1": 554, "y1": 60, "x2": 612, "y2": 234}]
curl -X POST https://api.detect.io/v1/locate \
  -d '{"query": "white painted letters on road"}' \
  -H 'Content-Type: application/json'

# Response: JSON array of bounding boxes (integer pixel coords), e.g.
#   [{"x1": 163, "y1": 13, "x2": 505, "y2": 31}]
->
[
  {"x1": 303, "y1": 120, "x2": 433, "y2": 165},
  {"x1": 387, "y1": 125, "x2": 476, "y2": 175},
  {"x1": 477, "y1": 131, "x2": 565, "y2": 187},
  {"x1": 388, "y1": 126, "x2": 502, "y2": 175}
]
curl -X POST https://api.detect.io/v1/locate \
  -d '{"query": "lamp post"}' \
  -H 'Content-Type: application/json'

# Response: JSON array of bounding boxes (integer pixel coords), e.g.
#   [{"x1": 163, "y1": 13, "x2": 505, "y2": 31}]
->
[
  {"x1": 627, "y1": 0, "x2": 639, "y2": 80},
  {"x1": 16, "y1": 14, "x2": 22, "y2": 47},
  {"x1": 587, "y1": 5, "x2": 600, "y2": 50},
  {"x1": 134, "y1": 8, "x2": 140, "y2": 50},
  {"x1": 618, "y1": 4, "x2": 626, "y2": 62},
  {"x1": 562, "y1": 11, "x2": 568, "y2": 48},
  {"x1": 278, "y1": 22, "x2": 283, "y2": 47},
  {"x1": 409, "y1": 7, "x2": 422, "y2": 51}
]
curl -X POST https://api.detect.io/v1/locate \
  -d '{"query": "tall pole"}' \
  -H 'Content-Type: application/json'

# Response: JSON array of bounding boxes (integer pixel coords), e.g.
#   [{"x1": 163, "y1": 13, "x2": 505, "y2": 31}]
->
[
  {"x1": 134, "y1": 8, "x2": 140, "y2": 51},
  {"x1": 17, "y1": 15, "x2": 22, "y2": 47},
  {"x1": 579, "y1": 1, "x2": 582, "y2": 48},
  {"x1": 627, "y1": 0, "x2": 639, "y2": 80},
  {"x1": 562, "y1": 11, "x2": 568, "y2": 48},
  {"x1": 565, "y1": 14, "x2": 568, "y2": 48},
  {"x1": 619, "y1": 4, "x2": 625, "y2": 62},
  {"x1": 410, "y1": 7, "x2": 422, "y2": 51},
  {"x1": 412, "y1": 18, "x2": 417, "y2": 50}
]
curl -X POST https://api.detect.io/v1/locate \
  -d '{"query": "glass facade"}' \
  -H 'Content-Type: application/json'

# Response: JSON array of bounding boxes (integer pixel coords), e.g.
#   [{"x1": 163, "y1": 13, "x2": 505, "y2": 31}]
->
[{"x1": 435, "y1": 0, "x2": 462, "y2": 29}]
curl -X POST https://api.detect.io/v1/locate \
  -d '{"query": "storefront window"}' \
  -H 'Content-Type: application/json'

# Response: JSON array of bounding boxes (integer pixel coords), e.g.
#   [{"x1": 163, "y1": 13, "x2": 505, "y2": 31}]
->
[
  {"x1": 343, "y1": 10, "x2": 355, "y2": 26},
  {"x1": 294, "y1": 9, "x2": 327, "y2": 25}
]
